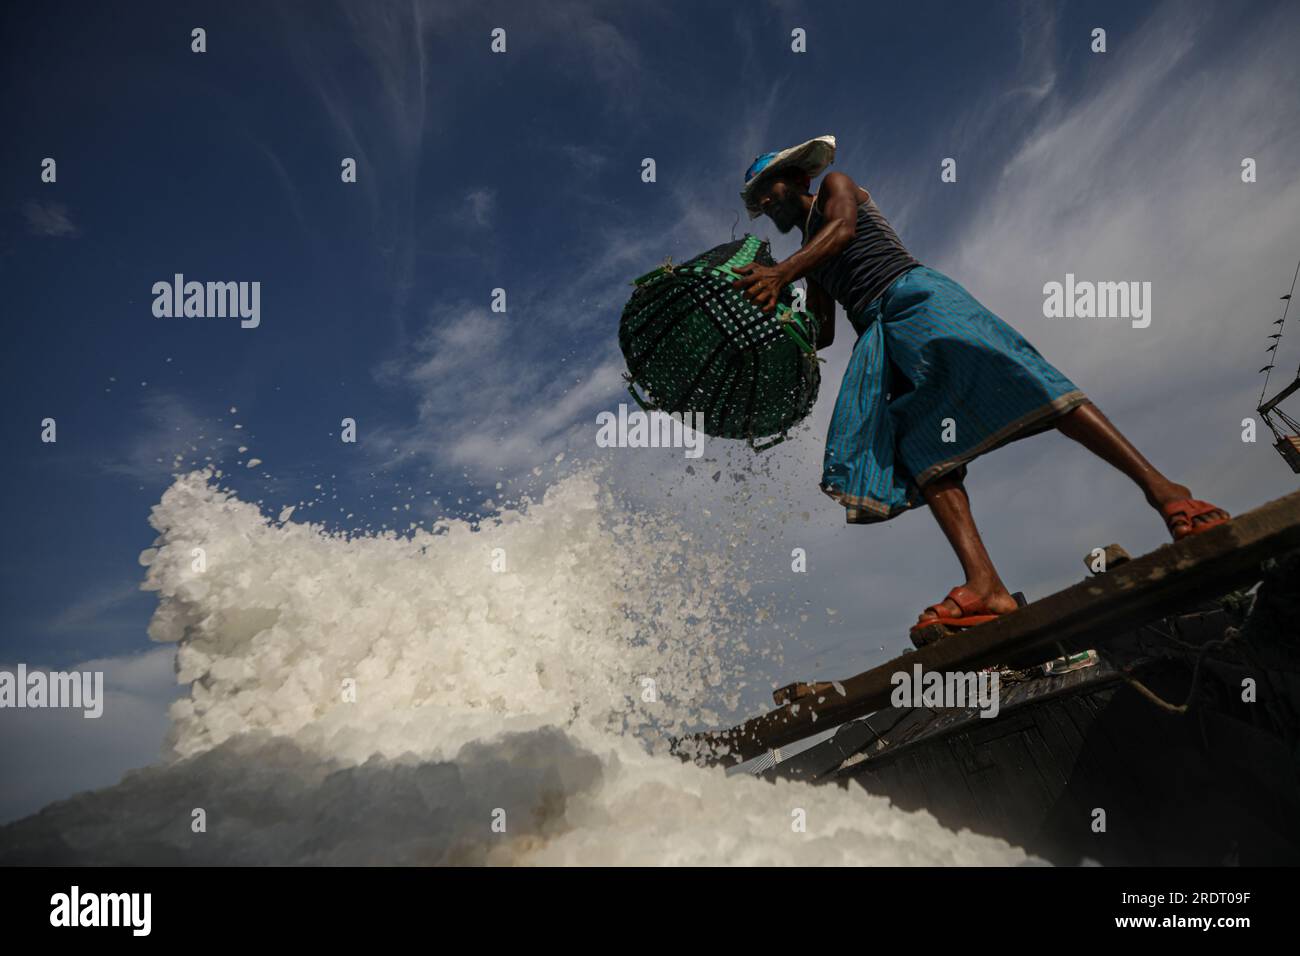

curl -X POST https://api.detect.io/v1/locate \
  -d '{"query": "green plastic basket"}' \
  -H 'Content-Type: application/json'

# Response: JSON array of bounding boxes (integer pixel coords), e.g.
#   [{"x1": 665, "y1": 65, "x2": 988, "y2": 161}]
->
[{"x1": 618, "y1": 235, "x2": 821, "y2": 451}]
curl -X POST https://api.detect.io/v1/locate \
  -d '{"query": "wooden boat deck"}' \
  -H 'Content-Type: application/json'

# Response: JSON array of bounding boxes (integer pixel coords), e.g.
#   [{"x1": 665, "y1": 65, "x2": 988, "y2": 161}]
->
[{"x1": 673, "y1": 490, "x2": 1300, "y2": 767}]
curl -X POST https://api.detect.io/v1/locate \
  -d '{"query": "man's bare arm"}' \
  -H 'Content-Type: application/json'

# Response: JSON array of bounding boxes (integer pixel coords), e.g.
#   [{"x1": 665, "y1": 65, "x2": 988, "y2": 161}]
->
[
  {"x1": 806, "y1": 277, "x2": 835, "y2": 350},
  {"x1": 779, "y1": 171, "x2": 860, "y2": 282}
]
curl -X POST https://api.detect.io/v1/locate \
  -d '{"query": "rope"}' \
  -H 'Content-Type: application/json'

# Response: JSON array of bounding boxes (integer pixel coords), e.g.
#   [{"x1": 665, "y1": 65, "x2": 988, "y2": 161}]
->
[
  {"x1": 1120, "y1": 674, "x2": 1189, "y2": 713},
  {"x1": 1258, "y1": 256, "x2": 1300, "y2": 406},
  {"x1": 1119, "y1": 630, "x2": 1237, "y2": 715}
]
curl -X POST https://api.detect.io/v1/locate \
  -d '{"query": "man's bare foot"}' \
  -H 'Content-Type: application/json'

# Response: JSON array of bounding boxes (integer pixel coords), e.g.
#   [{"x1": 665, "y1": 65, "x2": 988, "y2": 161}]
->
[
  {"x1": 915, "y1": 583, "x2": 1019, "y2": 626},
  {"x1": 1146, "y1": 481, "x2": 1230, "y2": 537}
]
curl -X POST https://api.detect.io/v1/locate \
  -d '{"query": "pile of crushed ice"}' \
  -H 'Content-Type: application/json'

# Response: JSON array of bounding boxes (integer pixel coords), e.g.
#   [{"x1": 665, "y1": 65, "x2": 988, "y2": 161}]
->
[{"x1": 0, "y1": 467, "x2": 1031, "y2": 865}]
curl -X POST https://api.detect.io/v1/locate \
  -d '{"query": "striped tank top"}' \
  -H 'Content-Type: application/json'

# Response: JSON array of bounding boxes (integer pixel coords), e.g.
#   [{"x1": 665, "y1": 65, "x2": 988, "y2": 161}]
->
[{"x1": 801, "y1": 185, "x2": 920, "y2": 318}]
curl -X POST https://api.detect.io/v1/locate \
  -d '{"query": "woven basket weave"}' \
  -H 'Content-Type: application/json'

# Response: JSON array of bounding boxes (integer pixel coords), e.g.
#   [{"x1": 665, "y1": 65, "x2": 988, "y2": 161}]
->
[{"x1": 618, "y1": 235, "x2": 821, "y2": 451}]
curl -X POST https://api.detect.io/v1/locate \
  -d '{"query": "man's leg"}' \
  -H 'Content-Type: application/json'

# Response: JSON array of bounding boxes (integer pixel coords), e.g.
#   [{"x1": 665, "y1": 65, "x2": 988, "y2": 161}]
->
[
  {"x1": 1053, "y1": 401, "x2": 1228, "y2": 534},
  {"x1": 915, "y1": 400, "x2": 1228, "y2": 625},
  {"x1": 916, "y1": 472, "x2": 1020, "y2": 625}
]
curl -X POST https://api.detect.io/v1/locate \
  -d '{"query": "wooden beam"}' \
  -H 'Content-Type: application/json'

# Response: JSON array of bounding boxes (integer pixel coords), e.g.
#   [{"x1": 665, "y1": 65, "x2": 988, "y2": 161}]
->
[
  {"x1": 1260, "y1": 377, "x2": 1300, "y2": 414},
  {"x1": 673, "y1": 490, "x2": 1300, "y2": 767}
]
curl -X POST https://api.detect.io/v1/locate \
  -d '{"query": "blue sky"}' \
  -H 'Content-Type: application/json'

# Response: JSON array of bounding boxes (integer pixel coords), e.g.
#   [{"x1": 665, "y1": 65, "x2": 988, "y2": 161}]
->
[{"x1": 3, "y1": 0, "x2": 1300, "y2": 817}]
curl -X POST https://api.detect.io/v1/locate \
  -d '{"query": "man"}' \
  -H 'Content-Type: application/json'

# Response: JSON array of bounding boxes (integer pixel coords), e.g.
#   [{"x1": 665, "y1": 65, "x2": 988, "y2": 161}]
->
[{"x1": 731, "y1": 135, "x2": 1229, "y2": 636}]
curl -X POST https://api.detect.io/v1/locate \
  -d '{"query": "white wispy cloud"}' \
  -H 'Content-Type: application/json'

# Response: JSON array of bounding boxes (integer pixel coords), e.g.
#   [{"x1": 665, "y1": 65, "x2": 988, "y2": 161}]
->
[
  {"x1": 22, "y1": 200, "x2": 79, "y2": 238},
  {"x1": 98, "y1": 393, "x2": 210, "y2": 482},
  {"x1": 465, "y1": 188, "x2": 497, "y2": 227},
  {"x1": 554, "y1": 143, "x2": 609, "y2": 178},
  {"x1": 47, "y1": 582, "x2": 143, "y2": 634},
  {"x1": 368, "y1": 295, "x2": 629, "y2": 476},
  {"x1": 0, "y1": 647, "x2": 181, "y2": 824},
  {"x1": 937, "y1": 0, "x2": 1300, "y2": 503},
  {"x1": 276, "y1": 0, "x2": 663, "y2": 343}
]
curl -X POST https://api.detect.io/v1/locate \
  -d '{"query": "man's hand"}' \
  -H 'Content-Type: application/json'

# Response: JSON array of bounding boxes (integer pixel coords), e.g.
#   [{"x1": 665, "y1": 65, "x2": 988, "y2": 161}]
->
[{"x1": 731, "y1": 262, "x2": 789, "y2": 314}]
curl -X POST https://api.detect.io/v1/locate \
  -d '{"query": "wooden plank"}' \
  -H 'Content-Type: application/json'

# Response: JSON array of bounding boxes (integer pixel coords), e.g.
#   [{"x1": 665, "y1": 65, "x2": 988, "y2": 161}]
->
[
  {"x1": 1259, "y1": 376, "x2": 1300, "y2": 413},
  {"x1": 673, "y1": 490, "x2": 1300, "y2": 766}
]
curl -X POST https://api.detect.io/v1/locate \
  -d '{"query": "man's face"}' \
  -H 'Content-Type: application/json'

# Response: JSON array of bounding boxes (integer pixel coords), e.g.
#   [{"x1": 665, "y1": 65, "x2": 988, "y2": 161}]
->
[{"x1": 755, "y1": 174, "x2": 804, "y2": 234}]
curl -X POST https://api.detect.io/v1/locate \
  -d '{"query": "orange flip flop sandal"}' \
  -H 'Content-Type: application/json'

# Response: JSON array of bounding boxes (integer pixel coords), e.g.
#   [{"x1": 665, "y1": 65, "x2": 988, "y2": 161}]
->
[
  {"x1": 1161, "y1": 498, "x2": 1230, "y2": 541},
  {"x1": 909, "y1": 585, "x2": 1005, "y2": 636}
]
